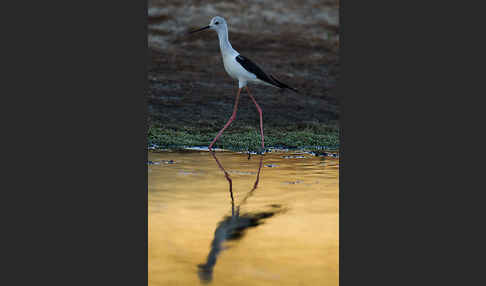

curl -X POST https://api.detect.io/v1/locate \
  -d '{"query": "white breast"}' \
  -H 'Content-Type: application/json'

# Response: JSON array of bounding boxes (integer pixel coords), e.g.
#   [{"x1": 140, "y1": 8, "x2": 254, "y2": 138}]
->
[{"x1": 222, "y1": 55, "x2": 238, "y2": 79}]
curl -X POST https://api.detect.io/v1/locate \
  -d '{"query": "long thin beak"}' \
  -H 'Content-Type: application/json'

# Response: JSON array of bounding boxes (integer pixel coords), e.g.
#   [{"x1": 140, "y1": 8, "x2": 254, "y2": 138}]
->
[{"x1": 189, "y1": 25, "x2": 210, "y2": 34}]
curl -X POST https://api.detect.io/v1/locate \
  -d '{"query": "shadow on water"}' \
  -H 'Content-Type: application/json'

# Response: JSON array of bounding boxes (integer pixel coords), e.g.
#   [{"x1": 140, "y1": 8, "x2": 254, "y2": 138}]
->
[{"x1": 197, "y1": 152, "x2": 283, "y2": 284}]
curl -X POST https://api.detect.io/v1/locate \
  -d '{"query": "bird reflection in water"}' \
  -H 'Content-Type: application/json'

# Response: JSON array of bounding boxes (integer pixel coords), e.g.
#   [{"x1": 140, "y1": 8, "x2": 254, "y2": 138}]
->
[{"x1": 197, "y1": 152, "x2": 282, "y2": 283}]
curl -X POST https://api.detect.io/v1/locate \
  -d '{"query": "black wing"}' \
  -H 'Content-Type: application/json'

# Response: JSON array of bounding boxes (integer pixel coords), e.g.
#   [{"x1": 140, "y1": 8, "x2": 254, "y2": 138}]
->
[
  {"x1": 236, "y1": 55, "x2": 276, "y2": 86},
  {"x1": 235, "y1": 55, "x2": 299, "y2": 93}
]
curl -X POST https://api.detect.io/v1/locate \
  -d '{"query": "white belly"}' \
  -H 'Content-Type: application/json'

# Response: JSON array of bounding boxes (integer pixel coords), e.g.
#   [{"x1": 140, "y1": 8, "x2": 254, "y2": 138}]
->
[{"x1": 222, "y1": 54, "x2": 257, "y2": 82}]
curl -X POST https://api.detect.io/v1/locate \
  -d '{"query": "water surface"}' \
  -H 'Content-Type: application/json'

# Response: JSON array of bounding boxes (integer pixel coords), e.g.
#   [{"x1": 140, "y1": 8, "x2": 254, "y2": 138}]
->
[{"x1": 148, "y1": 150, "x2": 339, "y2": 286}]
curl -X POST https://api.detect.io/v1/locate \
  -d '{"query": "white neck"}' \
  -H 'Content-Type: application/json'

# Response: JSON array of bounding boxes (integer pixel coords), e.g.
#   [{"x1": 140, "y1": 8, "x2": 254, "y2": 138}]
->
[{"x1": 216, "y1": 27, "x2": 236, "y2": 57}]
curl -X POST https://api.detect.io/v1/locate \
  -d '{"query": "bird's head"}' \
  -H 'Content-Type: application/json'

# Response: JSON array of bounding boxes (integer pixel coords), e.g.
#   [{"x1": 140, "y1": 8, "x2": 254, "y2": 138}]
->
[
  {"x1": 190, "y1": 16, "x2": 227, "y2": 34},
  {"x1": 209, "y1": 16, "x2": 227, "y2": 31}
]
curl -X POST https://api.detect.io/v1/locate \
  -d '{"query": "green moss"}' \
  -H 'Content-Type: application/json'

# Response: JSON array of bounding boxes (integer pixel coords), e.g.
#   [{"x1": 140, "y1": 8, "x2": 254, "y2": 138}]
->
[{"x1": 148, "y1": 125, "x2": 339, "y2": 152}]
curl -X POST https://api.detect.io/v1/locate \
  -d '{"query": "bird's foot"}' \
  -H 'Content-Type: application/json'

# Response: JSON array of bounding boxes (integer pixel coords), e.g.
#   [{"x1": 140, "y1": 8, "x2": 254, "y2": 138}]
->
[{"x1": 257, "y1": 146, "x2": 266, "y2": 155}]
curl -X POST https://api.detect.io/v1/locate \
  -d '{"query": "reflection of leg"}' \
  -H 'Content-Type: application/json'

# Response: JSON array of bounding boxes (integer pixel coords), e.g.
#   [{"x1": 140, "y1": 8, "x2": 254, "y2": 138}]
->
[
  {"x1": 200, "y1": 155, "x2": 270, "y2": 284},
  {"x1": 211, "y1": 152, "x2": 235, "y2": 216},
  {"x1": 245, "y1": 87, "x2": 264, "y2": 149},
  {"x1": 237, "y1": 155, "x2": 264, "y2": 214},
  {"x1": 199, "y1": 152, "x2": 238, "y2": 283},
  {"x1": 252, "y1": 155, "x2": 264, "y2": 189},
  {"x1": 209, "y1": 88, "x2": 242, "y2": 151}
]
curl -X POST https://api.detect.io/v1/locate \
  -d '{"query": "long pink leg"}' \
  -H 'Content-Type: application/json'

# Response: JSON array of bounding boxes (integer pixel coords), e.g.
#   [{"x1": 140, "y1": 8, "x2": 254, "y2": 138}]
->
[
  {"x1": 245, "y1": 87, "x2": 264, "y2": 149},
  {"x1": 208, "y1": 88, "x2": 242, "y2": 151}
]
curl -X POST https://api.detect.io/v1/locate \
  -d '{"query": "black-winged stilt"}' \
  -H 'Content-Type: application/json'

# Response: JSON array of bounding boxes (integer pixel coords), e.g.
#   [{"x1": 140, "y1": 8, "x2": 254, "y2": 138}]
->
[{"x1": 190, "y1": 16, "x2": 298, "y2": 151}]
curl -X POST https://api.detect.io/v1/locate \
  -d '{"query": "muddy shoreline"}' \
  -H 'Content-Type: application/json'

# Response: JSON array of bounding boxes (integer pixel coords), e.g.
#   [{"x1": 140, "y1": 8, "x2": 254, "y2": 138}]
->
[{"x1": 148, "y1": 0, "x2": 340, "y2": 150}]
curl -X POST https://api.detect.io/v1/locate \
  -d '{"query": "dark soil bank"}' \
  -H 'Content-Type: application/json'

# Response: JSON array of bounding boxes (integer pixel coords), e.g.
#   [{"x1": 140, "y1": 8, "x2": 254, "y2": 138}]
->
[{"x1": 148, "y1": 0, "x2": 340, "y2": 150}]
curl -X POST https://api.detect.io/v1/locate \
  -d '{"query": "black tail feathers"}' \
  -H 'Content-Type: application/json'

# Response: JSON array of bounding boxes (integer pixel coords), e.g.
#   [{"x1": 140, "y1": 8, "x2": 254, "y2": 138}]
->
[{"x1": 270, "y1": 75, "x2": 299, "y2": 93}]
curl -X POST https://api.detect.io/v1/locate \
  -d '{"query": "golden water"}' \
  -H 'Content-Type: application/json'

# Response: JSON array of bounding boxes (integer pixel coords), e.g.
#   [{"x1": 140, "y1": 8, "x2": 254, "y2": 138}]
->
[{"x1": 148, "y1": 150, "x2": 339, "y2": 286}]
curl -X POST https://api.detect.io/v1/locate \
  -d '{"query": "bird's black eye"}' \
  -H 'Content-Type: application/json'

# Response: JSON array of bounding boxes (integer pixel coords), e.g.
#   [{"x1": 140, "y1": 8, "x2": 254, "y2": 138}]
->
[{"x1": 215, "y1": 21, "x2": 219, "y2": 25}]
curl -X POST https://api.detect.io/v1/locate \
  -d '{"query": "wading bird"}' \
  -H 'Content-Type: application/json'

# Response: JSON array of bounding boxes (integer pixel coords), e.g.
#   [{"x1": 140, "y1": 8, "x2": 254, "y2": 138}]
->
[{"x1": 190, "y1": 16, "x2": 298, "y2": 151}]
